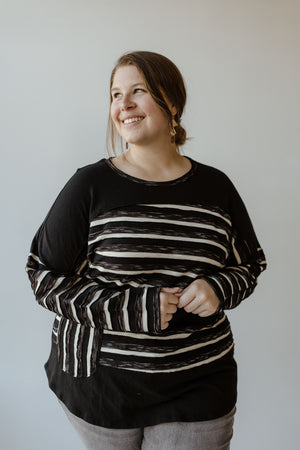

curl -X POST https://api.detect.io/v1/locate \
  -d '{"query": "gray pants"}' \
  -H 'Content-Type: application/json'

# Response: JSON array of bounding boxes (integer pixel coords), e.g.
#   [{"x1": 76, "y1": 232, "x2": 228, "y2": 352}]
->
[{"x1": 59, "y1": 401, "x2": 235, "y2": 450}]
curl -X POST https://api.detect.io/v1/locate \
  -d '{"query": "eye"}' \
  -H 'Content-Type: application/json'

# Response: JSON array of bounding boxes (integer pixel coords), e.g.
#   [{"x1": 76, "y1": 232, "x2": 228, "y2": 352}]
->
[
  {"x1": 134, "y1": 88, "x2": 145, "y2": 93},
  {"x1": 112, "y1": 92, "x2": 121, "y2": 99}
]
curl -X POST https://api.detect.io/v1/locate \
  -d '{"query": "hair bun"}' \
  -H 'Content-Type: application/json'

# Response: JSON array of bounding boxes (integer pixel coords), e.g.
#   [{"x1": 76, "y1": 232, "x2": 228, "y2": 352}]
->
[{"x1": 175, "y1": 123, "x2": 187, "y2": 146}]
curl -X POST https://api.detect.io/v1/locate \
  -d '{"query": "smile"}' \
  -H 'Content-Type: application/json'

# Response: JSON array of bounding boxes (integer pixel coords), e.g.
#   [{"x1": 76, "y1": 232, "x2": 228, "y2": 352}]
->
[{"x1": 123, "y1": 116, "x2": 144, "y2": 124}]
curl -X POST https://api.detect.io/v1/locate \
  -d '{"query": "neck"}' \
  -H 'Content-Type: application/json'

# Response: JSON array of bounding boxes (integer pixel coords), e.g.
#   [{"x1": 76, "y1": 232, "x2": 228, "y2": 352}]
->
[
  {"x1": 111, "y1": 140, "x2": 191, "y2": 182},
  {"x1": 121, "y1": 143, "x2": 191, "y2": 182},
  {"x1": 126, "y1": 142, "x2": 180, "y2": 170}
]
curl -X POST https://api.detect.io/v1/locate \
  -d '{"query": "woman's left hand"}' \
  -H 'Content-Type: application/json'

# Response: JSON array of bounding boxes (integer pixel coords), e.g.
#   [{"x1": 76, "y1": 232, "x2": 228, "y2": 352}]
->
[{"x1": 176, "y1": 279, "x2": 221, "y2": 317}]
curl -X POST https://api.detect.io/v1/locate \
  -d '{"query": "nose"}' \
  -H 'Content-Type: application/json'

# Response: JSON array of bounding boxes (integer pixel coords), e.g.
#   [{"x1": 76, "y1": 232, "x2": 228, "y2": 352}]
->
[{"x1": 120, "y1": 93, "x2": 135, "y2": 111}]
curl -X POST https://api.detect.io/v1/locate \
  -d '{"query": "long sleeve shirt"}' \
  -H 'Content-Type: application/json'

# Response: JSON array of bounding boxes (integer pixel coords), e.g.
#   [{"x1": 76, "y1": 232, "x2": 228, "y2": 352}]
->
[{"x1": 26, "y1": 156, "x2": 266, "y2": 428}]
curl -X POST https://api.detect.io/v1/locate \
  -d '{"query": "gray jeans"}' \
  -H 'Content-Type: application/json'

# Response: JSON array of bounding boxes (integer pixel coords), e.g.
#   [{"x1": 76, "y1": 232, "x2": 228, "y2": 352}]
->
[{"x1": 59, "y1": 400, "x2": 235, "y2": 450}]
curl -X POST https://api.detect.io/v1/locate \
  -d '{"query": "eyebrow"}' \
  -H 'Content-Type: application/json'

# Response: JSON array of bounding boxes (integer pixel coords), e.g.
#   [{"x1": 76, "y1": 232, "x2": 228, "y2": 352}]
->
[{"x1": 111, "y1": 82, "x2": 145, "y2": 93}]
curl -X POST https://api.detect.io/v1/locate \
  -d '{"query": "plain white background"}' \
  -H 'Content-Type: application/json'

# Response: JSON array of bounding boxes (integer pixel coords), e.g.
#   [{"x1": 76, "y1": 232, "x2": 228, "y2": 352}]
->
[{"x1": 1, "y1": 1, "x2": 299, "y2": 449}]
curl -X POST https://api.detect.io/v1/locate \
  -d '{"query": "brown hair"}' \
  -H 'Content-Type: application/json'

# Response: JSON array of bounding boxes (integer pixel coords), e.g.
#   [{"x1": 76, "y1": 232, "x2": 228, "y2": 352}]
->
[{"x1": 106, "y1": 51, "x2": 188, "y2": 155}]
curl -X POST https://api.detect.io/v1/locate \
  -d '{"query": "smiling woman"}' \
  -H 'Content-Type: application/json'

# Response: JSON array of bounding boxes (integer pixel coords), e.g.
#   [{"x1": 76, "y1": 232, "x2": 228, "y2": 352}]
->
[
  {"x1": 110, "y1": 65, "x2": 173, "y2": 151},
  {"x1": 26, "y1": 51, "x2": 267, "y2": 449},
  {"x1": 107, "y1": 52, "x2": 190, "y2": 182},
  {"x1": 107, "y1": 51, "x2": 187, "y2": 154}
]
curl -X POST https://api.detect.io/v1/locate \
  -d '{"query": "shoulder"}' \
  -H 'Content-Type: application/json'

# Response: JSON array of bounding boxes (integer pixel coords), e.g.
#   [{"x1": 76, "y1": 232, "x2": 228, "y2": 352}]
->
[
  {"x1": 185, "y1": 157, "x2": 245, "y2": 215},
  {"x1": 61, "y1": 158, "x2": 115, "y2": 193},
  {"x1": 191, "y1": 158, "x2": 235, "y2": 191},
  {"x1": 72, "y1": 158, "x2": 109, "y2": 183},
  {"x1": 49, "y1": 159, "x2": 109, "y2": 213}
]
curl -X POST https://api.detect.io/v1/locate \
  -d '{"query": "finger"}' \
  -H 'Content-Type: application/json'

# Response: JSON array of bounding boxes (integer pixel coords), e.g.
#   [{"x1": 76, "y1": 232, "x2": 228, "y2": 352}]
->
[
  {"x1": 161, "y1": 287, "x2": 180, "y2": 294},
  {"x1": 160, "y1": 301, "x2": 178, "y2": 315},
  {"x1": 178, "y1": 292, "x2": 195, "y2": 308},
  {"x1": 166, "y1": 304, "x2": 178, "y2": 314},
  {"x1": 160, "y1": 293, "x2": 179, "y2": 305},
  {"x1": 175, "y1": 287, "x2": 186, "y2": 297},
  {"x1": 174, "y1": 291, "x2": 183, "y2": 297},
  {"x1": 187, "y1": 305, "x2": 204, "y2": 315},
  {"x1": 184, "y1": 298, "x2": 202, "y2": 313},
  {"x1": 198, "y1": 308, "x2": 219, "y2": 317},
  {"x1": 162, "y1": 313, "x2": 173, "y2": 322},
  {"x1": 167, "y1": 296, "x2": 179, "y2": 305}
]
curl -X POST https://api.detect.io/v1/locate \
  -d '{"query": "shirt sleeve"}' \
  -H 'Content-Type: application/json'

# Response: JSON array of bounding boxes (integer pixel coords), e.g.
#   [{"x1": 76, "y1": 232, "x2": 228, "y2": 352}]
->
[
  {"x1": 25, "y1": 168, "x2": 161, "y2": 334},
  {"x1": 201, "y1": 177, "x2": 267, "y2": 310}
]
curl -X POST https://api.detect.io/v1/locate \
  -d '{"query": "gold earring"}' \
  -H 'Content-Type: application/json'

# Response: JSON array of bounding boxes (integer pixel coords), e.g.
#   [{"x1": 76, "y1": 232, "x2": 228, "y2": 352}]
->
[{"x1": 170, "y1": 117, "x2": 178, "y2": 142}]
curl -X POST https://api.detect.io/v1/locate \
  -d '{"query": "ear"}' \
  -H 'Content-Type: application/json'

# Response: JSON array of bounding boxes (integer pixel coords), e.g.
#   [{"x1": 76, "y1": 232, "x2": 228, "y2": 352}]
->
[{"x1": 170, "y1": 105, "x2": 178, "y2": 116}]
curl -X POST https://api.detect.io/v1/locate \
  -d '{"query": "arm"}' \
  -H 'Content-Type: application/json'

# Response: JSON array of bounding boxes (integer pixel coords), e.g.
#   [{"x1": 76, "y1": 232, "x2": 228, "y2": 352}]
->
[
  {"x1": 26, "y1": 168, "x2": 161, "y2": 333},
  {"x1": 178, "y1": 178, "x2": 267, "y2": 313}
]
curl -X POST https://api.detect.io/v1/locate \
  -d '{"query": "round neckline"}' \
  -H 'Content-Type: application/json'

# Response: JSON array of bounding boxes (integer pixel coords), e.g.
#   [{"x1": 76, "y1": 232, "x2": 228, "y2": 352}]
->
[{"x1": 105, "y1": 156, "x2": 196, "y2": 186}]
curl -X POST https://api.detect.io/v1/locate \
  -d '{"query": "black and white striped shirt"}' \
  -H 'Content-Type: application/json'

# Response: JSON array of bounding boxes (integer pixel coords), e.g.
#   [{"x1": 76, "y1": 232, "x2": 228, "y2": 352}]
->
[{"x1": 26, "y1": 157, "x2": 266, "y2": 427}]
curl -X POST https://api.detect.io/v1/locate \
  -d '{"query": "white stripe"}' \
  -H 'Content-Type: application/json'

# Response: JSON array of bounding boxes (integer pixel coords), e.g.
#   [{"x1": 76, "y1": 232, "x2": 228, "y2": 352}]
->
[
  {"x1": 69, "y1": 282, "x2": 96, "y2": 323},
  {"x1": 86, "y1": 328, "x2": 95, "y2": 377},
  {"x1": 42, "y1": 275, "x2": 64, "y2": 314},
  {"x1": 55, "y1": 288, "x2": 64, "y2": 316},
  {"x1": 123, "y1": 290, "x2": 130, "y2": 331},
  {"x1": 102, "y1": 315, "x2": 226, "y2": 340},
  {"x1": 231, "y1": 236, "x2": 241, "y2": 264},
  {"x1": 101, "y1": 344, "x2": 234, "y2": 374},
  {"x1": 220, "y1": 273, "x2": 235, "y2": 307},
  {"x1": 228, "y1": 265, "x2": 252, "y2": 277},
  {"x1": 77, "y1": 258, "x2": 88, "y2": 274},
  {"x1": 90, "y1": 273, "x2": 143, "y2": 288},
  {"x1": 35, "y1": 270, "x2": 50, "y2": 295},
  {"x1": 73, "y1": 325, "x2": 80, "y2": 377},
  {"x1": 103, "y1": 330, "x2": 191, "y2": 340},
  {"x1": 89, "y1": 233, "x2": 228, "y2": 254},
  {"x1": 234, "y1": 271, "x2": 250, "y2": 289},
  {"x1": 141, "y1": 288, "x2": 148, "y2": 332},
  {"x1": 207, "y1": 276, "x2": 226, "y2": 300},
  {"x1": 89, "y1": 264, "x2": 223, "y2": 278},
  {"x1": 85, "y1": 273, "x2": 171, "y2": 289},
  {"x1": 29, "y1": 252, "x2": 45, "y2": 265},
  {"x1": 62, "y1": 321, "x2": 68, "y2": 372},
  {"x1": 229, "y1": 272, "x2": 241, "y2": 307},
  {"x1": 101, "y1": 331, "x2": 231, "y2": 358},
  {"x1": 91, "y1": 216, "x2": 229, "y2": 238},
  {"x1": 139, "y1": 203, "x2": 232, "y2": 225},
  {"x1": 226, "y1": 266, "x2": 255, "y2": 285},
  {"x1": 44, "y1": 276, "x2": 80, "y2": 315},
  {"x1": 95, "y1": 250, "x2": 223, "y2": 267},
  {"x1": 104, "y1": 301, "x2": 112, "y2": 329},
  {"x1": 85, "y1": 289, "x2": 105, "y2": 328}
]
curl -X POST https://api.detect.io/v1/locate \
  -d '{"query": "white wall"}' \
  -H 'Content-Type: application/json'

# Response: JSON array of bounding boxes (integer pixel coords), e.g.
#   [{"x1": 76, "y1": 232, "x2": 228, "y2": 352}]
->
[{"x1": 1, "y1": 1, "x2": 299, "y2": 449}]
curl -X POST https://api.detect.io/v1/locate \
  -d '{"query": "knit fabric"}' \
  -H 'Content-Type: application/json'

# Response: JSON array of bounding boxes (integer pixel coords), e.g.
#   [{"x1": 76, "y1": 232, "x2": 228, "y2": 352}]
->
[{"x1": 26, "y1": 157, "x2": 266, "y2": 428}]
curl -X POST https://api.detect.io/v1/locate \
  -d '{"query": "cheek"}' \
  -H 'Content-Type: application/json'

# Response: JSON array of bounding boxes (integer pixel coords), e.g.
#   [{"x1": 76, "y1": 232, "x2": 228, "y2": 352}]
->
[
  {"x1": 147, "y1": 103, "x2": 169, "y2": 124},
  {"x1": 110, "y1": 104, "x2": 120, "y2": 127}
]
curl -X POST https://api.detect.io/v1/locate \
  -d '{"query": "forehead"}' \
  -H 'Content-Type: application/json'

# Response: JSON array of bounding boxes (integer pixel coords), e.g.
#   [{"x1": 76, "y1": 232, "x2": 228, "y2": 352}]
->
[{"x1": 111, "y1": 65, "x2": 145, "y2": 89}]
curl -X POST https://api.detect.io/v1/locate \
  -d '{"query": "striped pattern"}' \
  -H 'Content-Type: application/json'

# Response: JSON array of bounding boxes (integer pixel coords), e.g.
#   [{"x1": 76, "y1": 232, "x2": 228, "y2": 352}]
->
[
  {"x1": 99, "y1": 316, "x2": 233, "y2": 373},
  {"x1": 26, "y1": 202, "x2": 266, "y2": 377},
  {"x1": 88, "y1": 203, "x2": 232, "y2": 287}
]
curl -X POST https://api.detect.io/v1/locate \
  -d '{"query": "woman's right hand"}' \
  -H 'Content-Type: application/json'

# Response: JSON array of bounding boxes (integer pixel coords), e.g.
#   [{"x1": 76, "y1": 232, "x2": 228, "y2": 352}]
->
[{"x1": 159, "y1": 287, "x2": 180, "y2": 330}]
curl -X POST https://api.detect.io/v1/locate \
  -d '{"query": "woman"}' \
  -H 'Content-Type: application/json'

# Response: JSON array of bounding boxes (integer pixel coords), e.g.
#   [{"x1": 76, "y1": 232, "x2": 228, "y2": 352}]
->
[{"x1": 26, "y1": 51, "x2": 267, "y2": 449}]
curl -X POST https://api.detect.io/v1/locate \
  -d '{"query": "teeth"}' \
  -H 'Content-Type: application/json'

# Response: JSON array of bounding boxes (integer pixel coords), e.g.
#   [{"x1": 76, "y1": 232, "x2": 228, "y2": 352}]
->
[{"x1": 124, "y1": 117, "x2": 144, "y2": 124}]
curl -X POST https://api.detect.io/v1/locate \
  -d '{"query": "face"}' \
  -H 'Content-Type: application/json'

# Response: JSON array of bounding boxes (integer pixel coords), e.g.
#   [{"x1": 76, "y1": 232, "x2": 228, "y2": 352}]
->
[{"x1": 110, "y1": 65, "x2": 176, "y2": 147}]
